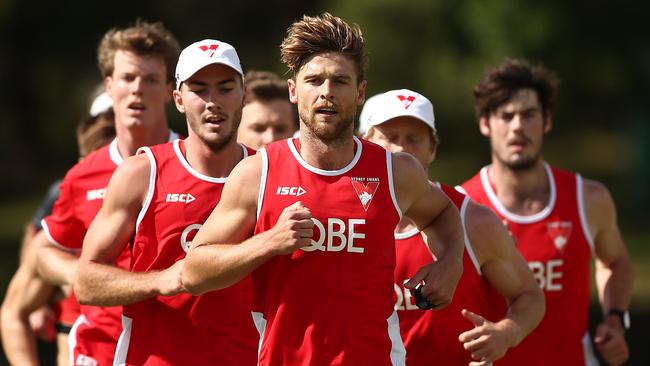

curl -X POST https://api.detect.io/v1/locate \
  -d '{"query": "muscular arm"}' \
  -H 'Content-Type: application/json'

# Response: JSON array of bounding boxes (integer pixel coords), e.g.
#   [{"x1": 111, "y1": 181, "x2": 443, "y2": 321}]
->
[
  {"x1": 74, "y1": 154, "x2": 184, "y2": 307},
  {"x1": 394, "y1": 153, "x2": 464, "y2": 308},
  {"x1": 1, "y1": 240, "x2": 55, "y2": 366},
  {"x1": 459, "y1": 202, "x2": 545, "y2": 363},
  {"x1": 585, "y1": 179, "x2": 632, "y2": 365},
  {"x1": 182, "y1": 155, "x2": 313, "y2": 295}
]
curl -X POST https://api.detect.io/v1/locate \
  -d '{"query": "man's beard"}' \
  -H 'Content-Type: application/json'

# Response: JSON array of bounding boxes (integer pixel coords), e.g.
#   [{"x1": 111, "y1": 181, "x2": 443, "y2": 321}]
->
[
  {"x1": 299, "y1": 109, "x2": 354, "y2": 144},
  {"x1": 194, "y1": 110, "x2": 241, "y2": 154},
  {"x1": 497, "y1": 150, "x2": 541, "y2": 171}
]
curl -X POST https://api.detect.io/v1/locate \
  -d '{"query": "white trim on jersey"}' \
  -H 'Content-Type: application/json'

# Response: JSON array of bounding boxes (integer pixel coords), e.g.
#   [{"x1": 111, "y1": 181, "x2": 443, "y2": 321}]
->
[
  {"x1": 173, "y1": 139, "x2": 232, "y2": 183},
  {"x1": 454, "y1": 185, "x2": 467, "y2": 195},
  {"x1": 40, "y1": 219, "x2": 81, "y2": 253},
  {"x1": 109, "y1": 138, "x2": 124, "y2": 166},
  {"x1": 286, "y1": 136, "x2": 363, "y2": 176},
  {"x1": 394, "y1": 227, "x2": 420, "y2": 240},
  {"x1": 68, "y1": 314, "x2": 86, "y2": 366},
  {"x1": 257, "y1": 148, "x2": 269, "y2": 221},
  {"x1": 387, "y1": 310, "x2": 407, "y2": 366},
  {"x1": 113, "y1": 315, "x2": 133, "y2": 366},
  {"x1": 386, "y1": 150, "x2": 403, "y2": 219},
  {"x1": 582, "y1": 331, "x2": 600, "y2": 366},
  {"x1": 480, "y1": 162, "x2": 557, "y2": 224},
  {"x1": 135, "y1": 147, "x2": 157, "y2": 233},
  {"x1": 460, "y1": 196, "x2": 482, "y2": 275},
  {"x1": 576, "y1": 174, "x2": 595, "y2": 255},
  {"x1": 251, "y1": 311, "x2": 267, "y2": 365}
]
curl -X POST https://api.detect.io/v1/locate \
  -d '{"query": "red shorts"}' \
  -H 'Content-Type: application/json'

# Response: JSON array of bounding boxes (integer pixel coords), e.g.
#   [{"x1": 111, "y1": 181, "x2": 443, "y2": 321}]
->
[{"x1": 69, "y1": 314, "x2": 119, "y2": 366}]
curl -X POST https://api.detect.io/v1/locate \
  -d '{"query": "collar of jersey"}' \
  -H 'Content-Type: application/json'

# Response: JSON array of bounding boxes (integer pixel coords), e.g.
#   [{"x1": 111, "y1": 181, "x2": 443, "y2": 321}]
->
[{"x1": 286, "y1": 136, "x2": 362, "y2": 176}]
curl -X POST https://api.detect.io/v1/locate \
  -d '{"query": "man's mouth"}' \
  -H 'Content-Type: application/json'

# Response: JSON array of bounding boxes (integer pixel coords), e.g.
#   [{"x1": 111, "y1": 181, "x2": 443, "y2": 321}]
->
[
  {"x1": 316, "y1": 107, "x2": 337, "y2": 116},
  {"x1": 128, "y1": 102, "x2": 146, "y2": 112}
]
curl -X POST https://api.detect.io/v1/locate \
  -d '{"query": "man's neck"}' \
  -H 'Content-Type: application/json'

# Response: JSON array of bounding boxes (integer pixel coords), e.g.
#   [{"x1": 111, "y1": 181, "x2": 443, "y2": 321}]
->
[
  {"x1": 488, "y1": 158, "x2": 551, "y2": 216},
  {"x1": 115, "y1": 120, "x2": 170, "y2": 158},
  {"x1": 298, "y1": 127, "x2": 356, "y2": 171},
  {"x1": 183, "y1": 135, "x2": 243, "y2": 178}
]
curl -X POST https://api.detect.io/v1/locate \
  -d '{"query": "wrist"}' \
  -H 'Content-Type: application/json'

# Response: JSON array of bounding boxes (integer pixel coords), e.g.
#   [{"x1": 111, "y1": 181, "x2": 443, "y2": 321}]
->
[
  {"x1": 498, "y1": 318, "x2": 523, "y2": 347},
  {"x1": 605, "y1": 308, "x2": 630, "y2": 332}
]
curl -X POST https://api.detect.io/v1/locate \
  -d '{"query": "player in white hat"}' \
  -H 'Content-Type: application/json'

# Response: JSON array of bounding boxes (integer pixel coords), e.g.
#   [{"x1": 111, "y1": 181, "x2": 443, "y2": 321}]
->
[
  {"x1": 361, "y1": 89, "x2": 545, "y2": 366},
  {"x1": 73, "y1": 39, "x2": 258, "y2": 365}
]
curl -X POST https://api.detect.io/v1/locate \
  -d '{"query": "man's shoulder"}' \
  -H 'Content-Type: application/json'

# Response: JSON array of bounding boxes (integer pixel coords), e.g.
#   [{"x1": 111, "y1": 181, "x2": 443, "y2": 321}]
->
[{"x1": 61, "y1": 144, "x2": 114, "y2": 187}]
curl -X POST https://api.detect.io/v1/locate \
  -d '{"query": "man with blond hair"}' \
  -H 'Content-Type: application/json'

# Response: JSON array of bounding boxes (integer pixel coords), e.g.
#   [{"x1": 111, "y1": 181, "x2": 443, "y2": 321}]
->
[{"x1": 182, "y1": 13, "x2": 464, "y2": 366}]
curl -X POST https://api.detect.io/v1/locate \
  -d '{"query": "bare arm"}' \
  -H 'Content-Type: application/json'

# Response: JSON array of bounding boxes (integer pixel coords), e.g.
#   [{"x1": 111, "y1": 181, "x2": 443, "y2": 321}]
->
[
  {"x1": 35, "y1": 230, "x2": 78, "y2": 288},
  {"x1": 1, "y1": 241, "x2": 55, "y2": 366},
  {"x1": 458, "y1": 202, "x2": 545, "y2": 364},
  {"x1": 74, "y1": 154, "x2": 184, "y2": 307},
  {"x1": 394, "y1": 153, "x2": 464, "y2": 309},
  {"x1": 182, "y1": 155, "x2": 314, "y2": 295},
  {"x1": 585, "y1": 179, "x2": 632, "y2": 366}
]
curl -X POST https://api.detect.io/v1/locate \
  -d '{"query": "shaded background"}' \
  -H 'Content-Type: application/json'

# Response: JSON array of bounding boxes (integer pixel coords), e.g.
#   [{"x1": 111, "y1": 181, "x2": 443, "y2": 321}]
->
[{"x1": 1, "y1": 0, "x2": 648, "y2": 364}]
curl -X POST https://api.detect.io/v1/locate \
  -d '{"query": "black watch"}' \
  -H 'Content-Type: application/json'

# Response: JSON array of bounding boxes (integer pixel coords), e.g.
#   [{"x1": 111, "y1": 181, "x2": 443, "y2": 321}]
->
[{"x1": 607, "y1": 309, "x2": 631, "y2": 330}]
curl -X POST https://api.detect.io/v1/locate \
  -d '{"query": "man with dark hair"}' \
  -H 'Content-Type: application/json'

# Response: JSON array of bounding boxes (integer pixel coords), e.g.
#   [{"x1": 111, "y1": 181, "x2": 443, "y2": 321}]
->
[
  {"x1": 182, "y1": 13, "x2": 464, "y2": 366},
  {"x1": 34, "y1": 20, "x2": 180, "y2": 366},
  {"x1": 461, "y1": 58, "x2": 632, "y2": 366},
  {"x1": 237, "y1": 70, "x2": 297, "y2": 149}
]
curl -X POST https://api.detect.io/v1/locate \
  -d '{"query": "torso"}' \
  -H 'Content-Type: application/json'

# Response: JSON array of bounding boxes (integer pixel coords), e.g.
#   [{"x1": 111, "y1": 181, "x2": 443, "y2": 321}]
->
[
  {"x1": 461, "y1": 163, "x2": 595, "y2": 365},
  {"x1": 394, "y1": 183, "x2": 500, "y2": 366},
  {"x1": 252, "y1": 137, "x2": 403, "y2": 366},
  {"x1": 117, "y1": 139, "x2": 258, "y2": 366}
]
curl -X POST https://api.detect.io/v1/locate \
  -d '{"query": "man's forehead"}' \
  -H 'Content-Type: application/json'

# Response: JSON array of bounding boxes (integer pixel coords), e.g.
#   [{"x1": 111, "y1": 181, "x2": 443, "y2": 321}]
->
[
  {"x1": 299, "y1": 53, "x2": 356, "y2": 77},
  {"x1": 113, "y1": 50, "x2": 166, "y2": 74},
  {"x1": 497, "y1": 89, "x2": 541, "y2": 112}
]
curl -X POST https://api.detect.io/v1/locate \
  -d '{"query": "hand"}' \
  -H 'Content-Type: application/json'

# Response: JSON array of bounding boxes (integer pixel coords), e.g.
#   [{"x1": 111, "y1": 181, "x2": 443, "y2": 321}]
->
[
  {"x1": 458, "y1": 309, "x2": 517, "y2": 365},
  {"x1": 29, "y1": 306, "x2": 56, "y2": 342},
  {"x1": 404, "y1": 259, "x2": 461, "y2": 310},
  {"x1": 156, "y1": 260, "x2": 187, "y2": 297},
  {"x1": 594, "y1": 319, "x2": 629, "y2": 366},
  {"x1": 268, "y1": 201, "x2": 314, "y2": 255}
]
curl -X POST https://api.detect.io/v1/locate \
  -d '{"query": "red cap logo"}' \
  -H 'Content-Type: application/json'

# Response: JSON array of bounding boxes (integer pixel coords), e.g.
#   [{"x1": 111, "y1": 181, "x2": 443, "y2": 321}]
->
[
  {"x1": 396, "y1": 95, "x2": 416, "y2": 109},
  {"x1": 198, "y1": 44, "x2": 219, "y2": 57}
]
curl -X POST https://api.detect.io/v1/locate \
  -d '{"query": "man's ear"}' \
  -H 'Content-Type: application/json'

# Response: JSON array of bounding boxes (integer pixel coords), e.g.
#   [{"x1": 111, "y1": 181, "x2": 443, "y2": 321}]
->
[
  {"x1": 288, "y1": 78, "x2": 298, "y2": 104},
  {"x1": 356, "y1": 80, "x2": 367, "y2": 106},
  {"x1": 543, "y1": 112, "x2": 553, "y2": 134},
  {"x1": 479, "y1": 116, "x2": 491, "y2": 137},
  {"x1": 172, "y1": 89, "x2": 185, "y2": 114}
]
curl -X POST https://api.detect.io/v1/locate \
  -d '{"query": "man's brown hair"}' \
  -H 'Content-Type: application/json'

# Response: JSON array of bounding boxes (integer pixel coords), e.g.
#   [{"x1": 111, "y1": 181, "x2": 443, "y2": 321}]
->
[
  {"x1": 244, "y1": 70, "x2": 297, "y2": 127},
  {"x1": 77, "y1": 111, "x2": 116, "y2": 158},
  {"x1": 280, "y1": 12, "x2": 367, "y2": 82},
  {"x1": 473, "y1": 58, "x2": 560, "y2": 119},
  {"x1": 97, "y1": 20, "x2": 180, "y2": 83}
]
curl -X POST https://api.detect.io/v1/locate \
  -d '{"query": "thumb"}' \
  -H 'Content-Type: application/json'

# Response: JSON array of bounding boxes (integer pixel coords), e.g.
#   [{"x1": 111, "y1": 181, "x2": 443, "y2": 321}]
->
[
  {"x1": 462, "y1": 309, "x2": 486, "y2": 327},
  {"x1": 594, "y1": 323, "x2": 610, "y2": 344},
  {"x1": 404, "y1": 265, "x2": 429, "y2": 290}
]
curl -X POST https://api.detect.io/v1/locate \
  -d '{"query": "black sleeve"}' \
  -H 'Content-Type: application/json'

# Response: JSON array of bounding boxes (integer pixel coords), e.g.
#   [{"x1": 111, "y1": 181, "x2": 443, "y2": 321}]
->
[{"x1": 31, "y1": 179, "x2": 62, "y2": 230}]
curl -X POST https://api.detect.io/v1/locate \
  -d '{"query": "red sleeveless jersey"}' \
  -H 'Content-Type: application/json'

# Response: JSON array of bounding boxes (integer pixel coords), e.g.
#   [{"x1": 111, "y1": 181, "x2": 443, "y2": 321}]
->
[
  {"x1": 115, "y1": 139, "x2": 258, "y2": 366},
  {"x1": 252, "y1": 137, "x2": 404, "y2": 366},
  {"x1": 461, "y1": 163, "x2": 597, "y2": 366},
  {"x1": 42, "y1": 133, "x2": 178, "y2": 366},
  {"x1": 394, "y1": 183, "x2": 500, "y2": 366}
]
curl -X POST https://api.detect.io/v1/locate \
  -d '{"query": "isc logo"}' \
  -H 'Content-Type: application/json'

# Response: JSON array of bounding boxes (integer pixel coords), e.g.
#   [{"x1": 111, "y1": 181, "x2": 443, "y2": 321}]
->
[
  {"x1": 166, "y1": 193, "x2": 196, "y2": 204},
  {"x1": 529, "y1": 259, "x2": 563, "y2": 291},
  {"x1": 276, "y1": 186, "x2": 306, "y2": 196},
  {"x1": 301, "y1": 217, "x2": 366, "y2": 253}
]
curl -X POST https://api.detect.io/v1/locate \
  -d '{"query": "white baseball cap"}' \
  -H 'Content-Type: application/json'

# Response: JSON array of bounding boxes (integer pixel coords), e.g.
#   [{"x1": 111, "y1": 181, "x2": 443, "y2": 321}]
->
[
  {"x1": 89, "y1": 92, "x2": 113, "y2": 117},
  {"x1": 175, "y1": 39, "x2": 243, "y2": 90},
  {"x1": 358, "y1": 89, "x2": 435, "y2": 137}
]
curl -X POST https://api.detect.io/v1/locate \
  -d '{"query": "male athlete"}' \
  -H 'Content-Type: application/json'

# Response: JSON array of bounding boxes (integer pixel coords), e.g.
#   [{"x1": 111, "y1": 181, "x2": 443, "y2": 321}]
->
[
  {"x1": 460, "y1": 58, "x2": 632, "y2": 366},
  {"x1": 73, "y1": 38, "x2": 258, "y2": 366},
  {"x1": 34, "y1": 21, "x2": 181, "y2": 366},
  {"x1": 237, "y1": 70, "x2": 298, "y2": 149},
  {"x1": 360, "y1": 89, "x2": 544, "y2": 366},
  {"x1": 182, "y1": 13, "x2": 464, "y2": 366}
]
